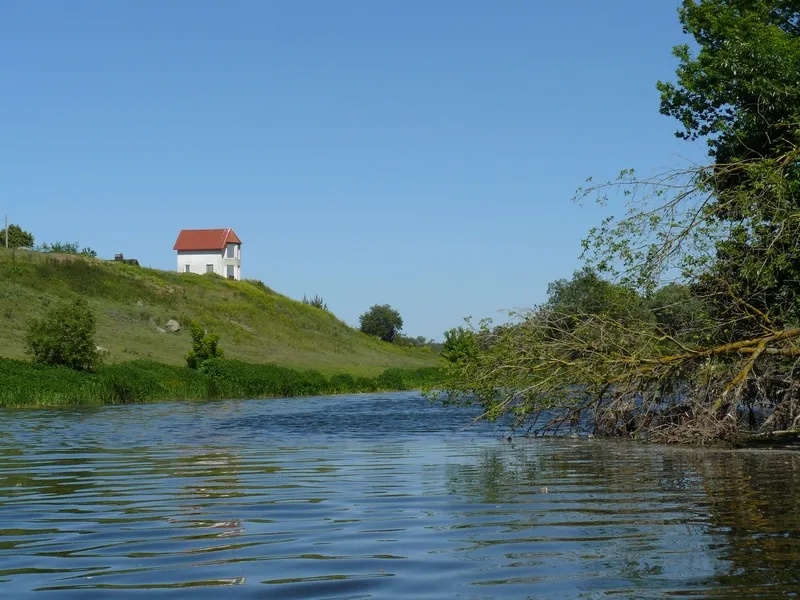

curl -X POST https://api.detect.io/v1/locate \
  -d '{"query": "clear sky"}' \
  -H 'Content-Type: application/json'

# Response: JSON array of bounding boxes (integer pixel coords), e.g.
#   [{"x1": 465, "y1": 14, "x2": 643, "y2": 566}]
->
[{"x1": 2, "y1": 0, "x2": 708, "y2": 340}]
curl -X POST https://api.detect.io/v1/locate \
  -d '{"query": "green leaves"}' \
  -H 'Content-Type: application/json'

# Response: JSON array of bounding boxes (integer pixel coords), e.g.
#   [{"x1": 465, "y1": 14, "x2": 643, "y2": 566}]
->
[
  {"x1": 359, "y1": 304, "x2": 403, "y2": 343},
  {"x1": 435, "y1": 1, "x2": 800, "y2": 443},
  {"x1": 659, "y1": 0, "x2": 800, "y2": 160},
  {"x1": 25, "y1": 297, "x2": 101, "y2": 372},
  {"x1": 185, "y1": 323, "x2": 224, "y2": 370},
  {"x1": 0, "y1": 224, "x2": 34, "y2": 249},
  {"x1": 37, "y1": 241, "x2": 97, "y2": 257},
  {"x1": 441, "y1": 326, "x2": 478, "y2": 364},
  {"x1": 302, "y1": 294, "x2": 328, "y2": 311}
]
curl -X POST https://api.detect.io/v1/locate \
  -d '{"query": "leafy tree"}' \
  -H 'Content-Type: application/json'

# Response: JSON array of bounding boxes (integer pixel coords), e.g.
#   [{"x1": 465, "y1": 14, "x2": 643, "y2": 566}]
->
[
  {"x1": 25, "y1": 297, "x2": 101, "y2": 371},
  {"x1": 434, "y1": 1, "x2": 800, "y2": 443},
  {"x1": 359, "y1": 304, "x2": 403, "y2": 343},
  {"x1": 647, "y1": 283, "x2": 708, "y2": 340},
  {"x1": 658, "y1": 0, "x2": 800, "y2": 164},
  {"x1": 656, "y1": 0, "x2": 800, "y2": 328},
  {"x1": 186, "y1": 323, "x2": 224, "y2": 369},
  {"x1": 544, "y1": 268, "x2": 652, "y2": 327},
  {"x1": 441, "y1": 327, "x2": 477, "y2": 363},
  {"x1": 0, "y1": 224, "x2": 34, "y2": 248}
]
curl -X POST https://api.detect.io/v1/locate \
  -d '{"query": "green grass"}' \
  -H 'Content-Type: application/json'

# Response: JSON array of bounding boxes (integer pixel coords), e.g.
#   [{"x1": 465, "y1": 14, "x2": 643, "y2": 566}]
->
[
  {"x1": 0, "y1": 357, "x2": 443, "y2": 408},
  {"x1": 0, "y1": 248, "x2": 441, "y2": 376}
]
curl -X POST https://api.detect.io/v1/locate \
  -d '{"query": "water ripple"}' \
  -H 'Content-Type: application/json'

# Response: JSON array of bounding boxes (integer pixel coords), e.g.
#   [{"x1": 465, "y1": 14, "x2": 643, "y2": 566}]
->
[{"x1": 1, "y1": 392, "x2": 799, "y2": 598}]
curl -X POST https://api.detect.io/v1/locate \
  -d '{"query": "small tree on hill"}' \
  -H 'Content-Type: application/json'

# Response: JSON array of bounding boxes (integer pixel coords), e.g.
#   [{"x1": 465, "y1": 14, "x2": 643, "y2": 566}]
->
[
  {"x1": 25, "y1": 297, "x2": 101, "y2": 371},
  {"x1": 0, "y1": 224, "x2": 34, "y2": 249},
  {"x1": 302, "y1": 294, "x2": 328, "y2": 311},
  {"x1": 359, "y1": 304, "x2": 403, "y2": 343},
  {"x1": 186, "y1": 323, "x2": 224, "y2": 369}
]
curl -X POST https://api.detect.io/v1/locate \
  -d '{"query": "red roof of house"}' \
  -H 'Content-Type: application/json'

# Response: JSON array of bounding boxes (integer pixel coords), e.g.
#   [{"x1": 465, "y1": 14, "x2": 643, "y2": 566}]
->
[{"x1": 173, "y1": 229, "x2": 242, "y2": 251}]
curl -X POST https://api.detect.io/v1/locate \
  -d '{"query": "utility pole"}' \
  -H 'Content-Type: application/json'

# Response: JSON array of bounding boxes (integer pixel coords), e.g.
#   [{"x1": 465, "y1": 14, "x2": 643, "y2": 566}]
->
[{"x1": 4, "y1": 215, "x2": 7, "y2": 248}]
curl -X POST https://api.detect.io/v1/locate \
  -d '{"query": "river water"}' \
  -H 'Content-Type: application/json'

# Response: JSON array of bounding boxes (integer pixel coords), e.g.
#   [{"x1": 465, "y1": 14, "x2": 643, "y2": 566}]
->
[{"x1": 0, "y1": 393, "x2": 798, "y2": 599}]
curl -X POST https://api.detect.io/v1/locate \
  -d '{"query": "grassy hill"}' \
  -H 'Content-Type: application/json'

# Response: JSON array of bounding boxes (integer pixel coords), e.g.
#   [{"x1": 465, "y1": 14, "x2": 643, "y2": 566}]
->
[{"x1": 0, "y1": 248, "x2": 439, "y2": 376}]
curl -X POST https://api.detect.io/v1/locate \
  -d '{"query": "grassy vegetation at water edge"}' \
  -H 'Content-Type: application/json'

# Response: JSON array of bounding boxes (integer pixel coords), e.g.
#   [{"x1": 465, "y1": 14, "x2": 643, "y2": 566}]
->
[
  {"x1": 0, "y1": 357, "x2": 444, "y2": 408},
  {"x1": 0, "y1": 248, "x2": 440, "y2": 375}
]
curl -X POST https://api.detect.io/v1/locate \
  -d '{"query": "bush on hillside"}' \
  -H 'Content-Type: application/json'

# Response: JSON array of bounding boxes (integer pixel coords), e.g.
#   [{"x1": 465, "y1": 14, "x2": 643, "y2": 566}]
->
[
  {"x1": 302, "y1": 294, "x2": 328, "y2": 311},
  {"x1": 0, "y1": 224, "x2": 34, "y2": 248},
  {"x1": 37, "y1": 241, "x2": 97, "y2": 257},
  {"x1": 25, "y1": 297, "x2": 102, "y2": 371},
  {"x1": 186, "y1": 323, "x2": 224, "y2": 369}
]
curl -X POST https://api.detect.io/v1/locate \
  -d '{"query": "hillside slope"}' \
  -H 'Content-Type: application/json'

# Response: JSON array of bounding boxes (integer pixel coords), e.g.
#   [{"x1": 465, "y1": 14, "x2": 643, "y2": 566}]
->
[{"x1": 0, "y1": 249, "x2": 439, "y2": 375}]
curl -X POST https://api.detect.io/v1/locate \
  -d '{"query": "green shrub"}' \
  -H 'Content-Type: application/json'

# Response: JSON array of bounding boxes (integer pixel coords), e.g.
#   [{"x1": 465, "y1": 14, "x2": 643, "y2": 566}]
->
[
  {"x1": 401, "y1": 367, "x2": 446, "y2": 388},
  {"x1": 200, "y1": 359, "x2": 330, "y2": 398},
  {"x1": 295, "y1": 369, "x2": 328, "y2": 395},
  {"x1": 38, "y1": 241, "x2": 97, "y2": 257},
  {"x1": 0, "y1": 224, "x2": 34, "y2": 248},
  {"x1": 186, "y1": 323, "x2": 224, "y2": 369},
  {"x1": 302, "y1": 294, "x2": 328, "y2": 311},
  {"x1": 354, "y1": 376, "x2": 379, "y2": 392},
  {"x1": 441, "y1": 327, "x2": 477, "y2": 363},
  {"x1": 377, "y1": 368, "x2": 408, "y2": 390},
  {"x1": 25, "y1": 297, "x2": 101, "y2": 371},
  {"x1": 328, "y1": 373, "x2": 358, "y2": 394},
  {"x1": 0, "y1": 358, "x2": 89, "y2": 406}
]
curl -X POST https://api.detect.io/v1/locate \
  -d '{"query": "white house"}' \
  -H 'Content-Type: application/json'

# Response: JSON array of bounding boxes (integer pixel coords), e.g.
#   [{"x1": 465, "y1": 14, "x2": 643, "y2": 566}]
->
[{"x1": 173, "y1": 228, "x2": 242, "y2": 280}]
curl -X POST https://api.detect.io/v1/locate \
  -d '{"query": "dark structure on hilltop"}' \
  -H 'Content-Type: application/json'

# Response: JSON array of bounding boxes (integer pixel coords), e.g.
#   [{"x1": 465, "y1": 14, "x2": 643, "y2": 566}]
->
[{"x1": 113, "y1": 253, "x2": 140, "y2": 266}]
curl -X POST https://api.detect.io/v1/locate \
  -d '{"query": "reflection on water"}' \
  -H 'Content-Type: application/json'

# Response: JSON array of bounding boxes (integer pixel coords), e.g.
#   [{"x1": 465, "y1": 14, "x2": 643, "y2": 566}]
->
[{"x1": 0, "y1": 392, "x2": 798, "y2": 598}]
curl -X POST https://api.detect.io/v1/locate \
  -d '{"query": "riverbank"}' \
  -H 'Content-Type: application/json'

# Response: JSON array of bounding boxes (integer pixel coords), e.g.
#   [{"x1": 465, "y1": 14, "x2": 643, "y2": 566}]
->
[
  {"x1": 0, "y1": 357, "x2": 443, "y2": 408},
  {"x1": 0, "y1": 248, "x2": 439, "y2": 373}
]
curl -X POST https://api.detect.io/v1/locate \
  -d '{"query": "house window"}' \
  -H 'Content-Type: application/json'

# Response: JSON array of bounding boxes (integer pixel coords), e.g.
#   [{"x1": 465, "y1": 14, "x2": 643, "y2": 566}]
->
[
  {"x1": 184, "y1": 264, "x2": 190, "y2": 273},
  {"x1": 227, "y1": 244, "x2": 235, "y2": 259},
  {"x1": 227, "y1": 264, "x2": 235, "y2": 279},
  {"x1": 206, "y1": 264, "x2": 214, "y2": 273}
]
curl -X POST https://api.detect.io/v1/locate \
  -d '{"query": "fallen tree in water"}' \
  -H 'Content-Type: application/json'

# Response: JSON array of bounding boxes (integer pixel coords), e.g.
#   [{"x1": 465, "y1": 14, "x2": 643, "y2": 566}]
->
[
  {"x1": 430, "y1": 281, "x2": 800, "y2": 444},
  {"x1": 430, "y1": 0, "x2": 800, "y2": 444},
  {"x1": 736, "y1": 429, "x2": 800, "y2": 449}
]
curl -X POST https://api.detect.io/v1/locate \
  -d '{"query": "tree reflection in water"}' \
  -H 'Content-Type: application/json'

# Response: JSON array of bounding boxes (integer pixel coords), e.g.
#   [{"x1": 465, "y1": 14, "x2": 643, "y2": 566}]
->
[{"x1": 444, "y1": 440, "x2": 800, "y2": 597}]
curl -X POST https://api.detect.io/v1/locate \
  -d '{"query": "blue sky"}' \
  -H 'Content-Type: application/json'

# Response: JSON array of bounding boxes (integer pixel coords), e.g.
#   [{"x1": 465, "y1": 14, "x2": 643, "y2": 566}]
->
[{"x1": 2, "y1": 1, "x2": 707, "y2": 339}]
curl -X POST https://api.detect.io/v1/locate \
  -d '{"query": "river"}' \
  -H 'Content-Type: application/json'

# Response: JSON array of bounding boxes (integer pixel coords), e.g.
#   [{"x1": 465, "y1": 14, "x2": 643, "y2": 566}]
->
[{"x1": 1, "y1": 392, "x2": 798, "y2": 599}]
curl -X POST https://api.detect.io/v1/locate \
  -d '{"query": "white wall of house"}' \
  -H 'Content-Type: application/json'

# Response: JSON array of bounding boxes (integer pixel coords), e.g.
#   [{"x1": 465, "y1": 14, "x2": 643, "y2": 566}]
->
[
  {"x1": 177, "y1": 245, "x2": 241, "y2": 279},
  {"x1": 223, "y1": 243, "x2": 242, "y2": 280}
]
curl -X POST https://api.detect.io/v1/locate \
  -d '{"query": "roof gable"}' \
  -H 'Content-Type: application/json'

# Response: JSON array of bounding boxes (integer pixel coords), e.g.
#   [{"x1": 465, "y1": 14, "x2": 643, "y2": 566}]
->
[{"x1": 173, "y1": 229, "x2": 242, "y2": 251}]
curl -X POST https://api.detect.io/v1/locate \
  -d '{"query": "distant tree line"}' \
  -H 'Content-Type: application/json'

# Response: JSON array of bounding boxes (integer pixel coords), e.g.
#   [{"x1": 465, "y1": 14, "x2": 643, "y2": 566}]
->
[{"x1": 0, "y1": 223, "x2": 97, "y2": 257}]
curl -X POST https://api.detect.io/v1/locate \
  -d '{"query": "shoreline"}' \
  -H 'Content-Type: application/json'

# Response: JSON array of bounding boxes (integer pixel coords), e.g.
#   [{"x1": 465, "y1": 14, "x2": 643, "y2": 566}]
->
[
  {"x1": 0, "y1": 387, "x2": 426, "y2": 411},
  {"x1": 0, "y1": 357, "x2": 443, "y2": 409}
]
